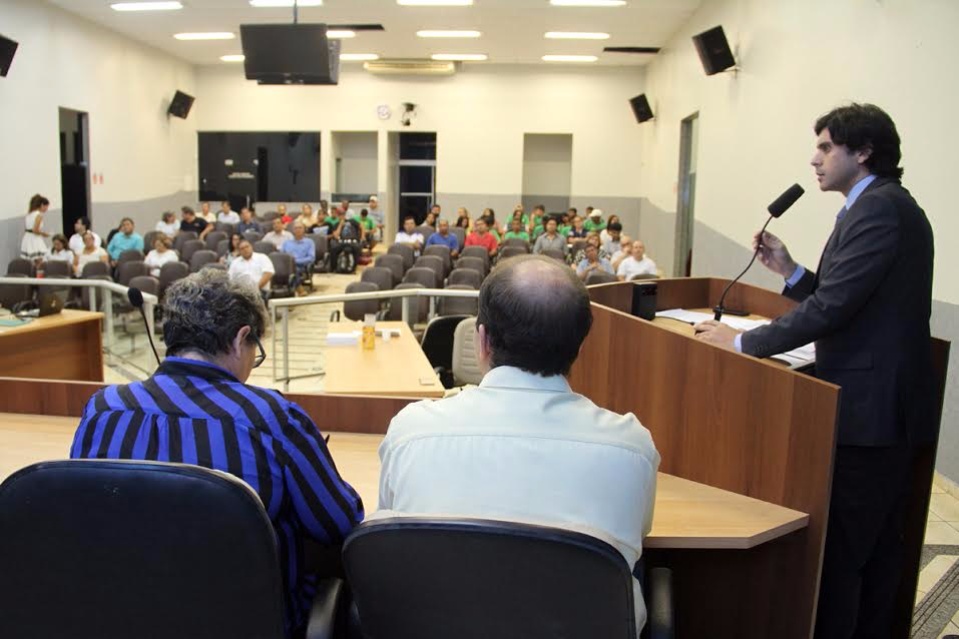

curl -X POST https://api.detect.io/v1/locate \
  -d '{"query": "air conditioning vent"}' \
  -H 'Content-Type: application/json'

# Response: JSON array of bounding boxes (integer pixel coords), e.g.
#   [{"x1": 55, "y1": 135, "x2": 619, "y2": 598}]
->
[{"x1": 364, "y1": 59, "x2": 456, "y2": 76}]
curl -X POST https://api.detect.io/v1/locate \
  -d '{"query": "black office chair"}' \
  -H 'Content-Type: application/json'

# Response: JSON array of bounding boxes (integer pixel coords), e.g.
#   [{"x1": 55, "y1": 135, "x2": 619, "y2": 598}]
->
[
  {"x1": 343, "y1": 517, "x2": 674, "y2": 639},
  {"x1": 419, "y1": 315, "x2": 471, "y2": 388},
  {"x1": 438, "y1": 284, "x2": 478, "y2": 317},
  {"x1": 585, "y1": 270, "x2": 619, "y2": 286},
  {"x1": 0, "y1": 460, "x2": 344, "y2": 639},
  {"x1": 0, "y1": 273, "x2": 33, "y2": 311}
]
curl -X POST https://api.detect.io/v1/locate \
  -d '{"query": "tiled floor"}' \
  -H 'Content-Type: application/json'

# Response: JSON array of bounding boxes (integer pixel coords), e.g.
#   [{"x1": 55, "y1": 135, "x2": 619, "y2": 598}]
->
[{"x1": 917, "y1": 483, "x2": 959, "y2": 638}]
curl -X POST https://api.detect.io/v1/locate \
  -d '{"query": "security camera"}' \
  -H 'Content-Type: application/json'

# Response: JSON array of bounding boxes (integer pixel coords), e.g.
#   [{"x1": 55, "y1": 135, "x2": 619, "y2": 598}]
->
[{"x1": 400, "y1": 102, "x2": 417, "y2": 127}]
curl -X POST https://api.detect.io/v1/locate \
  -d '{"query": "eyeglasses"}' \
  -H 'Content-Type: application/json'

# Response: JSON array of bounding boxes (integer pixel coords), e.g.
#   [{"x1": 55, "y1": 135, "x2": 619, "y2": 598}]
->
[{"x1": 252, "y1": 334, "x2": 267, "y2": 369}]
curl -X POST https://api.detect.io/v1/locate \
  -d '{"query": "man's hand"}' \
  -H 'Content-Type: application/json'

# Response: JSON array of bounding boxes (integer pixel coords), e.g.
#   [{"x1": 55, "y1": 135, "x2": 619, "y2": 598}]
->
[
  {"x1": 693, "y1": 320, "x2": 742, "y2": 351},
  {"x1": 753, "y1": 230, "x2": 797, "y2": 279}
]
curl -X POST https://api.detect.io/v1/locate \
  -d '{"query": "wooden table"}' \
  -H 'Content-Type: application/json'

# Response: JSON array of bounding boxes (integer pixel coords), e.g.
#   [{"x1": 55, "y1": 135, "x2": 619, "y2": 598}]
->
[
  {"x1": 324, "y1": 321, "x2": 444, "y2": 399},
  {"x1": 0, "y1": 413, "x2": 808, "y2": 550},
  {"x1": 0, "y1": 311, "x2": 103, "y2": 382}
]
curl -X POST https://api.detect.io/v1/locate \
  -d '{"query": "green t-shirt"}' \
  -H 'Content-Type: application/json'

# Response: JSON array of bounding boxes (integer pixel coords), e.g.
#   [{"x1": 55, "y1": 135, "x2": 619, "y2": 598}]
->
[
  {"x1": 584, "y1": 219, "x2": 607, "y2": 233},
  {"x1": 359, "y1": 216, "x2": 375, "y2": 231},
  {"x1": 557, "y1": 224, "x2": 571, "y2": 237},
  {"x1": 489, "y1": 228, "x2": 502, "y2": 242},
  {"x1": 504, "y1": 230, "x2": 530, "y2": 242},
  {"x1": 323, "y1": 215, "x2": 339, "y2": 227}
]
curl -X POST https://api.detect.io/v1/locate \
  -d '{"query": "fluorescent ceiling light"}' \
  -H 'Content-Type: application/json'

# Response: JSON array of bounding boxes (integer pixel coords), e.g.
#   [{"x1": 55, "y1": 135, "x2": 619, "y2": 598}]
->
[
  {"x1": 250, "y1": 0, "x2": 323, "y2": 6},
  {"x1": 174, "y1": 32, "x2": 235, "y2": 41},
  {"x1": 431, "y1": 53, "x2": 488, "y2": 61},
  {"x1": 398, "y1": 0, "x2": 473, "y2": 5},
  {"x1": 542, "y1": 54, "x2": 598, "y2": 62},
  {"x1": 111, "y1": 1, "x2": 183, "y2": 10},
  {"x1": 220, "y1": 54, "x2": 245, "y2": 62},
  {"x1": 417, "y1": 30, "x2": 482, "y2": 38},
  {"x1": 550, "y1": 0, "x2": 626, "y2": 6},
  {"x1": 327, "y1": 30, "x2": 356, "y2": 39},
  {"x1": 341, "y1": 53, "x2": 380, "y2": 61},
  {"x1": 545, "y1": 31, "x2": 610, "y2": 40}
]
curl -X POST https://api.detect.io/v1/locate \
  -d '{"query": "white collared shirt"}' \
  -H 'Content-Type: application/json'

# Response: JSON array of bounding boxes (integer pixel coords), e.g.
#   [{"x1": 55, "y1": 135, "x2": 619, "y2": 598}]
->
[
  {"x1": 378, "y1": 365, "x2": 660, "y2": 633},
  {"x1": 228, "y1": 252, "x2": 275, "y2": 291},
  {"x1": 617, "y1": 255, "x2": 658, "y2": 280}
]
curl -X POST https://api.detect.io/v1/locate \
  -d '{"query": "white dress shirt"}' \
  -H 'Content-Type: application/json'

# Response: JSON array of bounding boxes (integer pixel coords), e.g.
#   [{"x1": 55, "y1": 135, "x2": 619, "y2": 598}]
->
[
  {"x1": 218, "y1": 211, "x2": 241, "y2": 225},
  {"x1": 617, "y1": 256, "x2": 658, "y2": 280},
  {"x1": 69, "y1": 232, "x2": 100, "y2": 256},
  {"x1": 394, "y1": 231, "x2": 424, "y2": 246},
  {"x1": 228, "y1": 253, "x2": 275, "y2": 291},
  {"x1": 263, "y1": 230, "x2": 294, "y2": 250},
  {"x1": 144, "y1": 249, "x2": 179, "y2": 277},
  {"x1": 154, "y1": 221, "x2": 179, "y2": 238},
  {"x1": 378, "y1": 365, "x2": 660, "y2": 633}
]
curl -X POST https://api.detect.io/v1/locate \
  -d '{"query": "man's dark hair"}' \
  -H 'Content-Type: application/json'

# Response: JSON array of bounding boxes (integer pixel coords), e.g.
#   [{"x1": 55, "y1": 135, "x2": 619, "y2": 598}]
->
[
  {"x1": 814, "y1": 103, "x2": 903, "y2": 179},
  {"x1": 533, "y1": 204, "x2": 546, "y2": 213},
  {"x1": 608, "y1": 222, "x2": 623, "y2": 232},
  {"x1": 568, "y1": 207, "x2": 577, "y2": 215},
  {"x1": 163, "y1": 270, "x2": 267, "y2": 358},
  {"x1": 403, "y1": 215, "x2": 416, "y2": 224},
  {"x1": 477, "y1": 254, "x2": 593, "y2": 377},
  {"x1": 181, "y1": 206, "x2": 195, "y2": 216}
]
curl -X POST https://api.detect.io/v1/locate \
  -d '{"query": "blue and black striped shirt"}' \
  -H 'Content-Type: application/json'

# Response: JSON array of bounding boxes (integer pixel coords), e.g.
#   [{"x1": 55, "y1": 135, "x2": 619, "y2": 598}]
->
[{"x1": 70, "y1": 356, "x2": 364, "y2": 635}]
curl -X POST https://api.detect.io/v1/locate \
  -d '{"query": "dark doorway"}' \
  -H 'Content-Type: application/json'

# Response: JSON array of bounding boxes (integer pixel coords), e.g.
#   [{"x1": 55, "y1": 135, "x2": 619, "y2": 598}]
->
[
  {"x1": 398, "y1": 132, "x2": 436, "y2": 225},
  {"x1": 59, "y1": 108, "x2": 90, "y2": 233},
  {"x1": 674, "y1": 113, "x2": 699, "y2": 277}
]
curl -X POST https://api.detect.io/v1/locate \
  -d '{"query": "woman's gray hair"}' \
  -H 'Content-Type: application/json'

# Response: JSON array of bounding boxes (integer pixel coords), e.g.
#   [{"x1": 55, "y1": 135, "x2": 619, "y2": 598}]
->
[{"x1": 162, "y1": 270, "x2": 267, "y2": 358}]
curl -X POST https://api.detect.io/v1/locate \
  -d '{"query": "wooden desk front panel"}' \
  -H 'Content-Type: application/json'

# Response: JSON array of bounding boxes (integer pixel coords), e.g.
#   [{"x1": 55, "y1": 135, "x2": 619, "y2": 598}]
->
[{"x1": 0, "y1": 312, "x2": 103, "y2": 382}]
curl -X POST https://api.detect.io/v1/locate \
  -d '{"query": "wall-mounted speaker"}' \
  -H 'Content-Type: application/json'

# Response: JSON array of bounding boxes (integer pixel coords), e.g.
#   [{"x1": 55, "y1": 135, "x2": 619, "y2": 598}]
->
[
  {"x1": 0, "y1": 33, "x2": 19, "y2": 78},
  {"x1": 168, "y1": 90, "x2": 195, "y2": 119},
  {"x1": 629, "y1": 94, "x2": 654, "y2": 123},
  {"x1": 692, "y1": 25, "x2": 736, "y2": 76}
]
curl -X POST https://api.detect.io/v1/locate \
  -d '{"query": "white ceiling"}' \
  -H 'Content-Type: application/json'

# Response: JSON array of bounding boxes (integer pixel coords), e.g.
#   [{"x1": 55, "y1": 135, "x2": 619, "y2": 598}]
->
[{"x1": 47, "y1": 0, "x2": 703, "y2": 67}]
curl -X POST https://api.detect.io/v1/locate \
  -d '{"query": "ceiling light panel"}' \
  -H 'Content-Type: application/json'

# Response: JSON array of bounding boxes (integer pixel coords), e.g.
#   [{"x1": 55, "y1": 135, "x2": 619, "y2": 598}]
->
[
  {"x1": 417, "y1": 30, "x2": 482, "y2": 38},
  {"x1": 174, "y1": 32, "x2": 236, "y2": 40},
  {"x1": 220, "y1": 54, "x2": 245, "y2": 62},
  {"x1": 111, "y1": 2, "x2": 183, "y2": 10},
  {"x1": 327, "y1": 30, "x2": 356, "y2": 38},
  {"x1": 542, "y1": 54, "x2": 598, "y2": 62},
  {"x1": 250, "y1": 0, "x2": 323, "y2": 6},
  {"x1": 549, "y1": 0, "x2": 626, "y2": 6},
  {"x1": 545, "y1": 32, "x2": 610, "y2": 40},
  {"x1": 431, "y1": 53, "x2": 488, "y2": 61}
]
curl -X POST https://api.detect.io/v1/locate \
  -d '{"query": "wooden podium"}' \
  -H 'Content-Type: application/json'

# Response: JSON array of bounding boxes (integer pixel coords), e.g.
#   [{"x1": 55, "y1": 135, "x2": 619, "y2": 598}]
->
[{"x1": 570, "y1": 278, "x2": 950, "y2": 639}]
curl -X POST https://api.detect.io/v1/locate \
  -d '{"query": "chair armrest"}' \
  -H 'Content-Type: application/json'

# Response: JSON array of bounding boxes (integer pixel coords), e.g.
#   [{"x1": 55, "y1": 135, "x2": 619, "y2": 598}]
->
[
  {"x1": 305, "y1": 578, "x2": 346, "y2": 639},
  {"x1": 646, "y1": 567, "x2": 674, "y2": 639}
]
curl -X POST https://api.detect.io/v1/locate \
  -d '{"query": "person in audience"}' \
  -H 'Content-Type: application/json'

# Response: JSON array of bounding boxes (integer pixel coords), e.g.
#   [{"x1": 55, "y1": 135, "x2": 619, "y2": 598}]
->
[
  {"x1": 367, "y1": 196, "x2": 385, "y2": 241},
  {"x1": 576, "y1": 243, "x2": 614, "y2": 281},
  {"x1": 600, "y1": 214, "x2": 621, "y2": 244},
  {"x1": 282, "y1": 222, "x2": 316, "y2": 297},
  {"x1": 423, "y1": 210, "x2": 438, "y2": 229},
  {"x1": 217, "y1": 201, "x2": 240, "y2": 226},
  {"x1": 221, "y1": 233, "x2": 244, "y2": 267},
  {"x1": 73, "y1": 231, "x2": 109, "y2": 276},
  {"x1": 430, "y1": 203, "x2": 442, "y2": 221},
  {"x1": 296, "y1": 204, "x2": 317, "y2": 229},
  {"x1": 198, "y1": 201, "x2": 216, "y2": 224},
  {"x1": 616, "y1": 240, "x2": 658, "y2": 281},
  {"x1": 21, "y1": 194, "x2": 51, "y2": 263},
  {"x1": 482, "y1": 209, "x2": 504, "y2": 241},
  {"x1": 180, "y1": 206, "x2": 212, "y2": 240},
  {"x1": 272, "y1": 204, "x2": 289, "y2": 225},
  {"x1": 557, "y1": 211, "x2": 572, "y2": 237},
  {"x1": 584, "y1": 205, "x2": 594, "y2": 219},
  {"x1": 504, "y1": 217, "x2": 530, "y2": 243},
  {"x1": 106, "y1": 217, "x2": 144, "y2": 265},
  {"x1": 70, "y1": 269, "x2": 362, "y2": 638},
  {"x1": 236, "y1": 207, "x2": 259, "y2": 235},
  {"x1": 340, "y1": 200, "x2": 356, "y2": 220},
  {"x1": 47, "y1": 234, "x2": 73, "y2": 264},
  {"x1": 465, "y1": 216, "x2": 499, "y2": 257},
  {"x1": 532, "y1": 217, "x2": 566, "y2": 255},
  {"x1": 328, "y1": 207, "x2": 364, "y2": 274},
  {"x1": 68, "y1": 218, "x2": 100, "y2": 256},
  {"x1": 263, "y1": 218, "x2": 294, "y2": 251},
  {"x1": 144, "y1": 235, "x2": 179, "y2": 278},
  {"x1": 602, "y1": 222, "x2": 627, "y2": 256},
  {"x1": 567, "y1": 206, "x2": 578, "y2": 220},
  {"x1": 610, "y1": 234, "x2": 632, "y2": 271},
  {"x1": 528, "y1": 204, "x2": 546, "y2": 239},
  {"x1": 155, "y1": 211, "x2": 179, "y2": 238},
  {"x1": 425, "y1": 219, "x2": 460, "y2": 258},
  {"x1": 358, "y1": 209, "x2": 377, "y2": 250},
  {"x1": 584, "y1": 208, "x2": 606, "y2": 233},
  {"x1": 513, "y1": 204, "x2": 528, "y2": 225},
  {"x1": 378, "y1": 254, "x2": 660, "y2": 633},
  {"x1": 571, "y1": 233, "x2": 610, "y2": 265},
  {"x1": 567, "y1": 215, "x2": 588, "y2": 242},
  {"x1": 229, "y1": 239, "x2": 275, "y2": 298},
  {"x1": 318, "y1": 199, "x2": 330, "y2": 220},
  {"x1": 322, "y1": 205, "x2": 340, "y2": 232},
  {"x1": 455, "y1": 207, "x2": 471, "y2": 231},
  {"x1": 395, "y1": 216, "x2": 425, "y2": 252}
]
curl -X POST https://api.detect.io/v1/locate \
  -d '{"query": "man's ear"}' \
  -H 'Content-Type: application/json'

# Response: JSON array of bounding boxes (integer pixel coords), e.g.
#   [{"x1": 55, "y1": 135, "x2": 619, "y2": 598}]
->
[
  {"x1": 856, "y1": 145, "x2": 873, "y2": 165},
  {"x1": 475, "y1": 322, "x2": 492, "y2": 372},
  {"x1": 232, "y1": 325, "x2": 252, "y2": 356}
]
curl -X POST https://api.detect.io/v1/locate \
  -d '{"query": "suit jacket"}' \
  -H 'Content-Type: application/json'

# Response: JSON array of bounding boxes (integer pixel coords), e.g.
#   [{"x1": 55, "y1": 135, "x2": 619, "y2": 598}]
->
[{"x1": 741, "y1": 177, "x2": 935, "y2": 447}]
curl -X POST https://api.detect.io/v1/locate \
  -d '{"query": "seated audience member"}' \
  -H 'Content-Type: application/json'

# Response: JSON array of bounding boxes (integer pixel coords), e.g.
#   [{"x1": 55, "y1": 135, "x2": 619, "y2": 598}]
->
[
  {"x1": 263, "y1": 218, "x2": 294, "y2": 251},
  {"x1": 610, "y1": 235, "x2": 632, "y2": 271},
  {"x1": 600, "y1": 215, "x2": 621, "y2": 243},
  {"x1": 430, "y1": 203, "x2": 442, "y2": 221},
  {"x1": 47, "y1": 234, "x2": 74, "y2": 264},
  {"x1": 221, "y1": 233, "x2": 244, "y2": 267},
  {"x1": 602, "y1": 222, "x2": 626, "y2": 256},
  {"x1": 298, "y1": 204, "x2": 318, "y2": 228},
  {"x1": 395, "y1": 216, "x2": 425, "y2": 252},
  {"x1": 504, "y1": 217, "x2": 530, "y2": 243},
  {"x1": 567, "y1": 215, "x2": 588, "y2": 242},
  {"x1": 557, "y1": 212, "x2": 572, "y2": 238},
  {"x1": 367, "y1": 196, "x2": 385, "y2": 240},
  {"x1": 199, "y1": 201, "x2": 217, "y2": 224},
  {"x1": 358, "y1": 209, "x2": 378, "y2": 250},
  {"x1": 454, "y1": 207, "x2": 471, "y2": 231},
  {"x1": 465, "y1": 216, "x2": 499, "y2": 257},
  {"x1": 322, "y1": 205, "x2": 340, "y2": 232},
  {"x1": 107, "y1": 217, "x2": 144, "y2": 264},
  {"x1": 378, "y1": 254, "x2": 660, "y2": 634},
  {"x1": 70, "y1": 269, "x2": 363, "y2": 638},
  {"x1": 584, "y1": 209, "x2": 606, "y2": 233},
  {"x1": 571, "y1": 233, "x2": 610, "y2": 265},
  {"x1": 424, "y1": 210, "x2": 438, "y2": 229},
  {"x1": 339, "y1": 200, "x2": 356, "y2": 220},
  {"x1": 617, "y1": 240, "x2": 658, "y2": 281},
  {"x1": 318, "y1": 199, "x2": 330, "y2": 220},
  {"x1": 532, "y1": 217, "x2": 566, "y2": 255},
  {"x1": 180, "y1": 206, "x2": 212, "y2": 240},
  {"x1": 484, "y1": 209, "x2": 504, "y2": 241},
  {"x1": 425, "y1": 219, "x2": 460, "y2": 257},
  {"x1": 144, "y1": 236, "x2": 179, "y2": 277},
  {"x1": 282, "y1": 222, "x2": 316, "y2": 296},
  {"x1": 69, "y1": 217, "x2": 100, "y2": 256},
  {"x1": 576, "y1": 243, "x2": 614, "y2": 281},
  {"x1": 155, "y1": 211, "x2": 179, "y2": 238},
  {"x1": 528, "y1": 204, "x2": 546, "y2": 239},
  {"x1": 229, "y1": 239, "x2": 275, "y2": 298},
  {"x1": 277, "y1": 204, "x2": 293, "y2": 225},
  {"x1": 329, "y1": 207, "x2": 364, "y2": 273},
  {"x1": 236, "y1": 207, "x2": 259, "y2": 235},
  {"x1": 73, "y1": 231, "x2": 109, "y2": 276},
  {"x1": 218, "y1": 201, "x2": 240, "y2": 225}
]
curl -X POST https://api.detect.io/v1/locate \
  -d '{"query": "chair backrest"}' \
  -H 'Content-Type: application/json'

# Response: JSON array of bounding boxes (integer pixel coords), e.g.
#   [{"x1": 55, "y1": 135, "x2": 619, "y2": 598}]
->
[
  {"x1": 243, "y1": 230, "x2": 264, "y2": 243},
  {"x1": 0, "y1": 273, "x2": 32, "y2": 310},
  {"x1": 127, "y1": 275, "x2": 160, "y2": 297},
  {"x1": 439, "y1": 285, "x2": 478, "y2": 317},
  {"x1": 413, "y1": 255, "x2": 445, "y2": 287},
  {"x1": 179, "y1": 239, "x2": 205, "y2": 264},
  {"x1": 215, "y1": 222, "x2": 236, "y2": 235},
  {"x1": 254, "y1": 241, "x2": 275, "y2": 255},
  {"x1": 414, "y1": 225, "x2": 435, "y2": 243},
  {"x1": 387, "y1": 243, "x2": 415, "y2": 271},
  {"x1": 361, "y1": 266, "x2": 394, "y2": 292},
  {"x1": 343, "y1": 517, "x2": 636, "y2": 639},
  {"x1": 585, "y1": 270, "x2": 619, "y2": 286},
  {"x1": 451, "y1": 226, "x2": 466, "y2": 250},
  {"x1": 6, "y1": 258, "x2": 34, "y2": 277},
  {"x1": 422, "y1": 244, "x2": 452, "y2": 274},
  {"x1": 269, "y1": 252, "x2": 294, "y2": 278},
  {"x1": 502, "y1": 238, "x2": 531, "y2": 251},
  {"x1": 542, "y1": 248, "x2": 567, "y2": 262},
  {"x1": 80, "y1": 275, "x2": 113, "y2": 311},
  {"x1": 81, "y1": 260, "x2": 111, "y2": 278},
  {"x1": 388, "y1": 283, "x2": 429, "y2": 323},
  {"x1": 116, "y1": 261, "x2": 150, "y2": 287},
  {"x1": 117, "y1": 249, "x2": 145, "y2": 266},
  {"x1": 309, "y1": 234, "x2": 329, "y2": 260},
  {"x1": 41, "y1": 260, "x2": 71, "y2": 278},
  {"x1": 0, "y1": 460, "x2": 286, "y2": 639},
  {"x1": 460, "y1": 245, "x2": 490, "y2": 267},
  {"x1": 498, "y1": 245, "x2": 528, "y2": 262},
  {"x1": 456, "y1": 256, "x2": 487, "y2": 278},
  {"x1": 260, "y1": 211, "x2": 280, "y2": 222},
  {"x1": 628, "y1": 273, "x2": 660, "y2": 281},
  {"x1": 447, "y1": 268, "x2": 482, "y2": 290},
  {"x1": 158, "y1": 261, "x2": 190, "y2": 296},
  {"x1": 173, "y1": 231, "x2": 197, "y2": 254},
  {"x1": 205, "y1": 230, "x2": 228, "y2": 251},
  {"x1": 453, "y1": 316, "x2": 484, "y2": 386},
  {"x1": 216, "y1": 239, "x2": 231, "y2": 257},
  {"x1": 402, "y1": 267, "x2": 438, "y2": 290},
  {"x1": 420, "y1": 315, "x2": 470, "y2": 371},
  {"x1": 343, "y1": 281, "x2": 380, "y2": 321},
  {"x1": 374, "y1": 254, "x2": 405, "y2": 286},
  {"x1": 190, "y1": 249, "x2": 219, "y2": 273}
]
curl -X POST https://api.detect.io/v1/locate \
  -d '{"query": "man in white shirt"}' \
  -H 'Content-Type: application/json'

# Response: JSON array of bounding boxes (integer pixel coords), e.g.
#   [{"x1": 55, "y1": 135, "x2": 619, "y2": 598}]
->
[
  {"x1": 263, "y1": 218, "x2": 294, "y2": 250},
  {"x1": 378, "y1": 254, "x2": 660, "y2": 635},
  {"x1": 394, "y1": 216, "x2": 424, "y2": 251},
  {"x1": 218, "y1": 201, "x2": 241, "y2": 225},
  {"x1": 228, "y1": 239, "x2": 275, "y2": 298},
  {"x1": 617, "y1": 240, "x2": 658, "y2": 281},
  {"x1": 602, "y1": 222, "x2": 627, "y2": 256},
  {"x1": 368, "y1": 196, "x2": 384, "y2": 240}
]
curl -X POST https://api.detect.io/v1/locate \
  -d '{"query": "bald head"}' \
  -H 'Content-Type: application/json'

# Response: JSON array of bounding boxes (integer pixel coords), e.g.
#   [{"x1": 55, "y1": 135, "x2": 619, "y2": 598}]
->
[{"x1": 477, "y1": 255, "x2": 593, "y2": 377}]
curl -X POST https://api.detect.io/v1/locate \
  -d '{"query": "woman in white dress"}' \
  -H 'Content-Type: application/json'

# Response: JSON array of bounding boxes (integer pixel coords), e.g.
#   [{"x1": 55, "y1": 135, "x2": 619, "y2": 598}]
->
[
  {"x1": 68, "y1": 217, "x2": 101, "y2": 256},
  {"x1": 144, "y1": 236, "x2": 179, "y2": 277},
  {"x1": 47, "y1": 235, "x2": 74, "y2": 264},
  {"x1": 20, "y1": 194, "x2": 51, "y2": 263},
  {"x1": 73, "y1": 231, "x2": 110, "y2": 276},
  {"x1": 155, "y1": 211, "x2": 179, "y2": 238}
]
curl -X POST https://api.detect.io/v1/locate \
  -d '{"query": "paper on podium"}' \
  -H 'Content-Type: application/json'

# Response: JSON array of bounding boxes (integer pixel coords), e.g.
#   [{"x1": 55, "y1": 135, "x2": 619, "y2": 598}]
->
[{"x1": 327, "y1": 331, "x2": 361, "y2": 346}]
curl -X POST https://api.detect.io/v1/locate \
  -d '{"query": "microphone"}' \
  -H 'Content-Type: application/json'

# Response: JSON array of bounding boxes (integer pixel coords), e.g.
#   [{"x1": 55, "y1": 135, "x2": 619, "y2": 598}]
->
[
  {"x1": 128, "y1": 287, "x2": 161, "y2": 366},
  {"x1": 712, "y1": 184, "x2": 805, "y2": 322}
]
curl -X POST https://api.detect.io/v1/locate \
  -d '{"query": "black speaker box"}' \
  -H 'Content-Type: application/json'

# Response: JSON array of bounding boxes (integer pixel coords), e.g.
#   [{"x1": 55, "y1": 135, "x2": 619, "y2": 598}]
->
[
  {"x1": 168, "y1": 90, "x2": 195, "y2": 119},
  {"x1": 692, "y1": 25, "x2": 736, "y2": 75},
  {"x1": 0, "y1": 34, "x2": 18, "y2": 78},
  {"x1": 629, "y1": 94, "x2": 654, "y2": 123},
  {"x1": 631, "y1": 282, "x2": 658, "y2": 321}
]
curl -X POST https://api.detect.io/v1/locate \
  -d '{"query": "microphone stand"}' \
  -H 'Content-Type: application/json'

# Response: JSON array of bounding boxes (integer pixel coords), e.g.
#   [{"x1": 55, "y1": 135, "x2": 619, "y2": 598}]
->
[{"x1": 713, "y1": 215, "x2": 774, "y2": 321}]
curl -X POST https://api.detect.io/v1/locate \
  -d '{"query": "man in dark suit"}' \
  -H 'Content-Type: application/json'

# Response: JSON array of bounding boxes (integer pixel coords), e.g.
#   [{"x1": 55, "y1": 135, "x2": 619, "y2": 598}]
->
[{"x1": 695, "y1": 103, "x2": 934, "y2": 639}]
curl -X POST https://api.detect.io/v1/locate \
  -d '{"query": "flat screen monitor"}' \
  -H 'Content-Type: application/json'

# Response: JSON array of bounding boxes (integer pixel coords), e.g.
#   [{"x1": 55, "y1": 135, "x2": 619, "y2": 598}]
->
[{"x1": 240, "y1": 23, "x2": 339, "y2": 85}]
